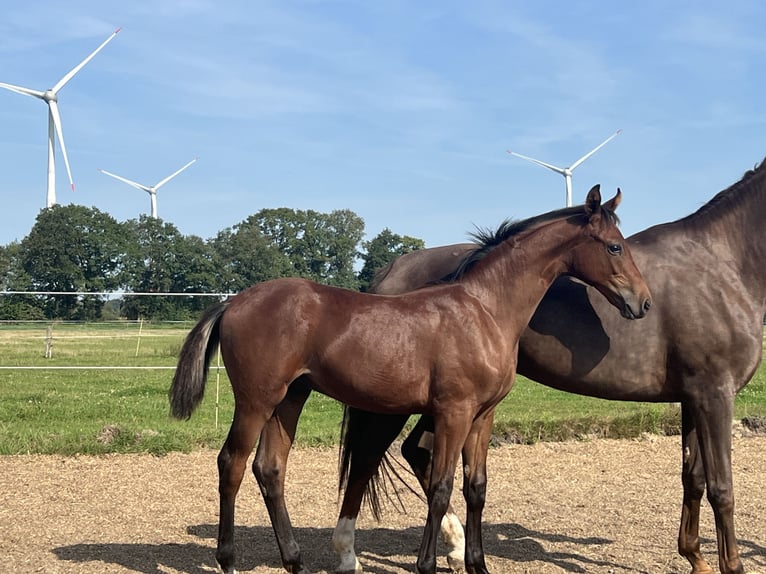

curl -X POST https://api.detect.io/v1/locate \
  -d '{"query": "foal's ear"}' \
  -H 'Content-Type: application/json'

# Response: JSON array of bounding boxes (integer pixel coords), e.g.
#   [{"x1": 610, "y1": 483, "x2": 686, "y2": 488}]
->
[
  {"x1": 603, "y1": 188, "x2": 622, "y2": 212},
  {"x1": 584, "y1": 184, "x2": 602, "y2": 216}
]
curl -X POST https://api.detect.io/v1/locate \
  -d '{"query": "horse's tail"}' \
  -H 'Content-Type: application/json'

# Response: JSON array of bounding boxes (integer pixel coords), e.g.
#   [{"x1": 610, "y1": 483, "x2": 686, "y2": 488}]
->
[
  {"x1": 338, "y1": 406, "x2": 422, "y2": 521},
  {"x1": 169, "y1": 299, "x2": 229, "y2": 420}
]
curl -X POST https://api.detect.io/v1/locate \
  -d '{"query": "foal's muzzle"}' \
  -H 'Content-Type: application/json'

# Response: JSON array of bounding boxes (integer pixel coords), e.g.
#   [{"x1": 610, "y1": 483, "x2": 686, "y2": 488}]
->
[{"x1": 621, "y1": 296, "x2": 651, "y2": 320}]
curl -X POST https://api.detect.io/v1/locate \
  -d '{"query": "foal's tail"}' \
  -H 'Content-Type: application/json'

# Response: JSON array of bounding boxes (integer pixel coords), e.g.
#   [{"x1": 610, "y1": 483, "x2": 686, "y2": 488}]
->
[{"x1": 169, "y1": 299, "x2": 229, "y2": 420}]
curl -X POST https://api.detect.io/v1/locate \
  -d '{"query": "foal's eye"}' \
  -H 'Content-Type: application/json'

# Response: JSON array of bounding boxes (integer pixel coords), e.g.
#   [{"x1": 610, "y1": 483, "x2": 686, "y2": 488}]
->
[{"x1": 607, "y1": 243, "x2": 623, "y2": 255}]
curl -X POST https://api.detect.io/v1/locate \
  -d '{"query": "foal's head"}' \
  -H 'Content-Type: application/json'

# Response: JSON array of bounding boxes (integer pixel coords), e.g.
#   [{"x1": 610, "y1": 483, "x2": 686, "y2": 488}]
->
[{"x1": 568, "y1": 184, "x2": 651, "y2": 319}]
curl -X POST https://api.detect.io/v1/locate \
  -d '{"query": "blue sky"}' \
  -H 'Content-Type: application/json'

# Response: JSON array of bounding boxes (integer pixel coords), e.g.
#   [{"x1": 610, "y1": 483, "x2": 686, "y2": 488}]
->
[{"x1": 1, "y1": 1, "x2": 765, "y2": 250}]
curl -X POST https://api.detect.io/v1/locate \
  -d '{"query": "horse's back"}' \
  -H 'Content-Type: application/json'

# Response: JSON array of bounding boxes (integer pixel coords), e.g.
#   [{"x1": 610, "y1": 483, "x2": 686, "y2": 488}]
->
[{"x1": 371, "y1": 243, "x2": 474, "y2": 294}]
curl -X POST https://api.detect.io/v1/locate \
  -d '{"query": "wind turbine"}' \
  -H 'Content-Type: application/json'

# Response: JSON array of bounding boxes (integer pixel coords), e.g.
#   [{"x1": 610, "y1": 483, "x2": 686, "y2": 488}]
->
[
  {"x1": 0, "y1": 28, "x2": 121, "y2": 208},
  {"x1": 507, "y1": 129, "x2": 622, "y2": 207},
  {"x1": 98, "y1": 158, "x2": 199, "y2": 219}
]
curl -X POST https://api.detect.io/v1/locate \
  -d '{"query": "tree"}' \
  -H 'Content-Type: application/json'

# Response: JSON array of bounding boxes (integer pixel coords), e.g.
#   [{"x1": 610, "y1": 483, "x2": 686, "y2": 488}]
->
[
  {"x1": 121, "y1": 216, "x2": 219, "y2": 320},
  {"x1": 358, "y1": 228, "x2": 425, "y2": 291},
  {"x1": 229, "y1": 208, "x2": 366, "y2": 289},
  {"x1": 0, "y1": 242, "x2": 43, "y2": 320},
  {"x1": 322, "y1": 209, "x2": 366, "y2": 289},
  {"x1": 19, "y1": 205, "x2": 128, "y2": 319},
  {"x1": 210, "y1": 223, "x2": 294, "y2": 293}
]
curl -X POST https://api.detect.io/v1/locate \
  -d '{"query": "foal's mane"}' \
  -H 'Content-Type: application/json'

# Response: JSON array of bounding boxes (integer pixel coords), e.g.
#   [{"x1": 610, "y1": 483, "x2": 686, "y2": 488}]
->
[
  {"x1": 444, "y1": 203, "x2": 619, "y2": 281},
  {"x1": 679, "y1": 156, "x2": 766, "y2": 228}
]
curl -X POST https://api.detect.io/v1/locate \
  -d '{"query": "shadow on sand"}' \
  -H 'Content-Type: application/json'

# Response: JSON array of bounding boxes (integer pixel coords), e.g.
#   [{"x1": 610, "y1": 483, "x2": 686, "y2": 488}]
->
[{"x1": 52, "y1": 520, "x2": 668, "y2": 574}]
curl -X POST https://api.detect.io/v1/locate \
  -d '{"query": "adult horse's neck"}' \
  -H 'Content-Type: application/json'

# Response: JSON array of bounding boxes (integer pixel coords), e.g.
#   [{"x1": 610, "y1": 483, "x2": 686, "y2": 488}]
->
[
  {"x1": 668, "y1": 160, "x2": 766, "y2": 304},
  {"x1": 459, "y1": 218, "x2": 580, "y2": 331}
]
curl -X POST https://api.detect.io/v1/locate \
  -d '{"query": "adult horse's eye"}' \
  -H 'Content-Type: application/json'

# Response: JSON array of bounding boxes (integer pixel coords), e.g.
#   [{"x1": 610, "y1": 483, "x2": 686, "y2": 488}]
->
[{"x1": 607, "y1": 243, "x2": 623, "y2": 255}]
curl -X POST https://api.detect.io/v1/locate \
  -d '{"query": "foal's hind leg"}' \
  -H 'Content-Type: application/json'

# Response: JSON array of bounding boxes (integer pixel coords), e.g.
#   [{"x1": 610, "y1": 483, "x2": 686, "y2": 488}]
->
[
  {"x1": 254, "y1": 379, "x2": 312, "y2": 574},
  {"x1": 402, "y1": 415, "x2": 465, "y2": 572},
  {"x1": 217, "y1": 406, "x2": 270, "y2": 574}
]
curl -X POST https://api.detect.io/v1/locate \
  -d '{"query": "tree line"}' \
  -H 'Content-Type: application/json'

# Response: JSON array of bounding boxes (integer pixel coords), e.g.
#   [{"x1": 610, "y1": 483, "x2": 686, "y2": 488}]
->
[{"x1": 0, "y1": 204, "x2": 424, "y2": 321}]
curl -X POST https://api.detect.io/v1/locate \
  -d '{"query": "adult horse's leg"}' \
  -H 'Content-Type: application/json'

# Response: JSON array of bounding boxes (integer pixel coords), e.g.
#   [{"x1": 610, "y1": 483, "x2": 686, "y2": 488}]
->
[
  {"x1": 678, "y1": 404, "x2": 714, "y2": 574},
  {"x1": 333, "y1": 411, "x2": 409, "y2": 574},
  {"x1": 688, "y1": 392, "x2": 744, "y2": 574},
  {"x1": 217, "y1": 406, "x2": 270, "y2": 574},
  {"x1": 253, "y1": 378, "x2": 312, "y2": 574},
  {"x1": 460, "y1": 411, "x2": 495, "y2": 574},
  {"x1": 402, "y1": 415, "x2": 465, "y2": 572}
]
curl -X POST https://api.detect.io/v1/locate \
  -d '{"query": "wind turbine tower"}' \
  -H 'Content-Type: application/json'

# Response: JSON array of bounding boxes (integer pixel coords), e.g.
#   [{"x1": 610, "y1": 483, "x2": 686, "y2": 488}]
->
[
  {"x1": 0, "y1": 28, "x2": 121, "y2": 208},
  {"x1": 99, "y1": 158, "x2": 199, "y2": 219},
  {"x1": 508, "y1": 129, "x2": 621, "y2": 207}
]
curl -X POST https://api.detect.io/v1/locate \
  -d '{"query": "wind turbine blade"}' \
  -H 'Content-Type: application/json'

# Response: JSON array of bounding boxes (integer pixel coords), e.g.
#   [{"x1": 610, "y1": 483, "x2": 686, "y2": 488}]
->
[
  {"x1": 153, "y1": 157, "x2": 198, "y2": 189},
  {"x1": 568, "y1": 129, "x2": 622, "y2": 171},
  {"x1": 0, "y1": 82, "x2": 45, "y2": 99},
  {"x1": 48, "y1": 101, "x2": 75, "y2": 191},
  {"x1": 507, "y1": 150, "x2": 566, "y2": 175},
  {"x1": 52, "y1": 27, "x2": 121, "y2": 93},
  {"x1": 98, "y1": 169, "x2": 152, "y2": 193}
]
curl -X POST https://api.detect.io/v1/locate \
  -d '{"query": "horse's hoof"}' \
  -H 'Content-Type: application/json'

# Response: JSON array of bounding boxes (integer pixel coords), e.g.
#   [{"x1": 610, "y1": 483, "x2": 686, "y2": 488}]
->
[
  {"x1": 447, "y1": 555, "x2": 465, "y2": 574},
  {"x1": 334, "y1": 553, "x2": 362, "y2": 573}
]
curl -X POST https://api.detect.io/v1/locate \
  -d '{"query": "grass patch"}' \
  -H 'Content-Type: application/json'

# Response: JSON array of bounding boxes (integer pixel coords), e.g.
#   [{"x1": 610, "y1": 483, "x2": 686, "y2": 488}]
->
[{"x1": 0, "y1": 323, "x2": 765, "y2": 454}]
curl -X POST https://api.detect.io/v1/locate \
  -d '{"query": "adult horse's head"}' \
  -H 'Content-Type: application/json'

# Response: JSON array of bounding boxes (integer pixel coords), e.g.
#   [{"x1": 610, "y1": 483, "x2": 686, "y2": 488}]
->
[{"x1": 570, "y1": 184, "x2": 651, "y2": 319}]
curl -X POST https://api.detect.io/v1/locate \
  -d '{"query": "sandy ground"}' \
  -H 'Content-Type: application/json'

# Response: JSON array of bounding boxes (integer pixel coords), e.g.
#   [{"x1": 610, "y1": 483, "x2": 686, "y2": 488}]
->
[{"x1": 1, "y1": 435, "x2": 765, "y2": 574}]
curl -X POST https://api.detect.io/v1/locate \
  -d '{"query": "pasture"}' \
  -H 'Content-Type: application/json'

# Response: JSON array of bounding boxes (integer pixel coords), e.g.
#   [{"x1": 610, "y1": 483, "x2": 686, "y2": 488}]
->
[{"x1": 1, "y1": 321, "x2": 766, "y2": 455}]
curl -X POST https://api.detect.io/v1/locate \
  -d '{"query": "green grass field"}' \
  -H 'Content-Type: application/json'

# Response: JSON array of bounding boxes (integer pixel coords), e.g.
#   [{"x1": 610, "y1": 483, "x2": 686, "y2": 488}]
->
[{"x1": 0, "y1": 321, "x2": 765, "y2": 455}]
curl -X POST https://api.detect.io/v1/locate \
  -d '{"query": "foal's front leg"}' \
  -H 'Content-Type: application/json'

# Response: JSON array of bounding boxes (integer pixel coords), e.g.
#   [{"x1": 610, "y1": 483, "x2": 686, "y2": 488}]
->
[
  {"x1": 417, "y1": 413, "x2": 473, "y2": 574},
  {"x1": 253, "y1": 381, "x2": 312, "y2": 574},
  {"x1": 402, "y1": 415, "x2": 466, "y2": 572},
  {"x1": 461, "y1": 410, "x2": 495, "y2": 574}
]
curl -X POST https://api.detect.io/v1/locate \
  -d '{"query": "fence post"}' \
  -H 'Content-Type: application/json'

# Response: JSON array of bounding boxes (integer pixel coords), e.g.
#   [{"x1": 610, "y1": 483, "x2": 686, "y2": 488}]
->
[
  {"x1": 44, "y1": 325, "x2": 54, "y2": 359},
  {"x1": 134, "y1": 317, "x2": 144, "y2": 357}
]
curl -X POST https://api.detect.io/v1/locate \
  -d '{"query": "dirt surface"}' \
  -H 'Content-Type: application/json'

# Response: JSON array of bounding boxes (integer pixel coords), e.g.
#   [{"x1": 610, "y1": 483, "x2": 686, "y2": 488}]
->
[{"x1": 2, "y1": 435, "x2": 765, "y2": 574}]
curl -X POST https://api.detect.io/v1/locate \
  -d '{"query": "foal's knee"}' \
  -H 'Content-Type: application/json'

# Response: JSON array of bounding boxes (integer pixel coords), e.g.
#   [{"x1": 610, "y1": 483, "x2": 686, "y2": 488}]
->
[
  {"x1": 252, "y1": 457, "x2": 284, "y2": 496},
  {"x1": 429, "y1": 478, "x2": 454, "y2": 515},
  {"x1": 463, "y1": 476, "x2": 487, "y2": 512}
]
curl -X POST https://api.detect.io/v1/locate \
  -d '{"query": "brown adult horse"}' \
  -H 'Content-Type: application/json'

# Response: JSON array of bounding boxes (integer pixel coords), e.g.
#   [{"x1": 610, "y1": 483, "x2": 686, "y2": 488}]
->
[
  {"x1": 338, "y1": 160, "x2": 766, "y2": 574},
  {"x1": 169, "y1": 185, "x2": 650, "y2": 574}
]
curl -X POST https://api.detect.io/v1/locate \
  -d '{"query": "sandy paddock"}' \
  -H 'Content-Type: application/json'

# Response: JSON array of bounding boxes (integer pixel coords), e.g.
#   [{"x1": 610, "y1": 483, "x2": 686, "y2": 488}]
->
[{"x1": 1, "y1": 435, "x2": 765, "y2": 573}]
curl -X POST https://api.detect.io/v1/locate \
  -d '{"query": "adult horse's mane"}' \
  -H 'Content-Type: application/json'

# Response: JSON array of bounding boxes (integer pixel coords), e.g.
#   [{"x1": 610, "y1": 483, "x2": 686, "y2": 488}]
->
[
  {"x1": 445, "y1": 203, "x2": 620, "y2": 281},
  {"x1": 678, "y1": 156, "x2": 766, "y2": 229}
]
